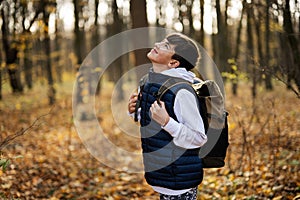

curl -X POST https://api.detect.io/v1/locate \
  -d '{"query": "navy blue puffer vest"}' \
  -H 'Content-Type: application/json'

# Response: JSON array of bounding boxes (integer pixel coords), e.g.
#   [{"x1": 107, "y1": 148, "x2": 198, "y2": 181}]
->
[{"x1": 139, "y1": 72, "x2": 203, "y2": 190}]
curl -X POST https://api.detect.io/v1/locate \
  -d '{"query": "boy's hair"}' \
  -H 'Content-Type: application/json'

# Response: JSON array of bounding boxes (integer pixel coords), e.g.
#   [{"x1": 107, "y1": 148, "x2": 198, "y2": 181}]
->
[{"x1": 166, "y1": 33, "x2": 200, "y2": 71}]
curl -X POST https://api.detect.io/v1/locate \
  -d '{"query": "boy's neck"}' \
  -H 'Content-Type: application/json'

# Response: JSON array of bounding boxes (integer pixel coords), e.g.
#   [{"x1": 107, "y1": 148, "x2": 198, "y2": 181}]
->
[{"x1": 152, "y1": 63, "x2": 171, "y2": 73}]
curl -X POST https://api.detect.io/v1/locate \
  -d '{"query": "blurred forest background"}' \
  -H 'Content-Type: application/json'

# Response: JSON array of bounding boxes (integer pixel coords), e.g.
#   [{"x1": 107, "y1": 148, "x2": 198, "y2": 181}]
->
[{"x1": 0, "y1": 0, "x2": 299, "y2": 199}]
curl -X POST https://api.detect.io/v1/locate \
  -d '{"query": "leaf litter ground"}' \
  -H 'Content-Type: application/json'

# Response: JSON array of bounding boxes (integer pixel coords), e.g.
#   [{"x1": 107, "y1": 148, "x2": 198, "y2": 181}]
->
[{"x1": 0, "y1": 80, "x2": 299, "y2": 199}]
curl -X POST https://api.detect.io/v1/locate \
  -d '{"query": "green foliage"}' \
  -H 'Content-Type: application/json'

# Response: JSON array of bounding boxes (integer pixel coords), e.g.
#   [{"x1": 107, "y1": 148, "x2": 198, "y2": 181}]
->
[
  {"x1": 0, "y1": 159, "x2": 10, "y2": 171},
  {"x1": 222, "y1": 58, "x2": 248, "y2": 83},
  {"x1": 0, "y1": 155, "x2": 23, "y2": 171}
]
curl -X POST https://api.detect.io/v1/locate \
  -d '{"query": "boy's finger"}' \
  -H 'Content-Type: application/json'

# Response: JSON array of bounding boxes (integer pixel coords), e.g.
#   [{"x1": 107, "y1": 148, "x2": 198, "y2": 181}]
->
[
  {"x1": 132, "y1": 93, "x2": 138, "y2": 97},
  {"x1": 129, "y1": 93, "x2": 138, "y2": 100},
  {"x1": 157, "y1": 100, "x2": 164, "y2": 108}
]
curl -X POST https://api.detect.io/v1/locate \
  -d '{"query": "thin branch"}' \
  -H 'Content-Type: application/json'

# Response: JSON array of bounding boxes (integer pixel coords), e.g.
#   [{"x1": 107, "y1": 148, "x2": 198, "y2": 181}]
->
[
  {"x1": 0, "y1": 108, "x2": 53, "y2": 151},
  {"x1": 262, "y1": 66, "x2": 300, "y2": 99},
  {"x1": 24, "y1": 3, "x2": 44, "y2": 31},
  {"x1": 250, "y1": 56, "x2": 300, "y2": 99}
]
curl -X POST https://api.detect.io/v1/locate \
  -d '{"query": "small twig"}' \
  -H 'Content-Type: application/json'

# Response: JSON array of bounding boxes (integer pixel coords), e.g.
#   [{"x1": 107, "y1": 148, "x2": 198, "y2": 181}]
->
[
  {"x1": 253, "y1": 111, "x2": 272, "y2": 138},
  {"x1": 0, "y1": 108, "x2": 52, "y2": 151},
  {"x1": 261, "y1": 65, "x2": 300, "y2": 99},
  {"x1": 231, "y1": 102, "x2": 256, "y2": 172},
  {"x1": 270, "y1": 99, "x2": 281, "y2": 174},
  {"x1": 248, "y1": 57, "x2": 300, "y2": 99}
]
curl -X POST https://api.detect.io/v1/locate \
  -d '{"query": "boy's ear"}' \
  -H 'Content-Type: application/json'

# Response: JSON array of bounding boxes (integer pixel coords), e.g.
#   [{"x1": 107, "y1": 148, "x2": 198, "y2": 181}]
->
[{"x1": 168, "y1": 59, "x2": 180, "y2": 68}]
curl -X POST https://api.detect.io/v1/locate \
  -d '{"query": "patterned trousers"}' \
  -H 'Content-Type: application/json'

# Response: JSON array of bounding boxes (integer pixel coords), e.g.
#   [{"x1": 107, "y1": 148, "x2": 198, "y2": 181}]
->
[{"x1": 159, "y1": 187, "x2": 198, "y2": 200}]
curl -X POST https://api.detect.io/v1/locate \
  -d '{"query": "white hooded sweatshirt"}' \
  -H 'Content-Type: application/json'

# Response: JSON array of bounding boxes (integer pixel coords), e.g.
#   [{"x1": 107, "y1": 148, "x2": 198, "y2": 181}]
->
[{"x1": 160, "y1": 68, "x2": 207, "y2": 149}]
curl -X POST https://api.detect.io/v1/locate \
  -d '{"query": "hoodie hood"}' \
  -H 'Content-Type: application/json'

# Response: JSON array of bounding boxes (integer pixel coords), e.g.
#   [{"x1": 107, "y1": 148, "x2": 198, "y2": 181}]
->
[{"x1": 161, "y1": 68, "x2": 196, "y2": 83}]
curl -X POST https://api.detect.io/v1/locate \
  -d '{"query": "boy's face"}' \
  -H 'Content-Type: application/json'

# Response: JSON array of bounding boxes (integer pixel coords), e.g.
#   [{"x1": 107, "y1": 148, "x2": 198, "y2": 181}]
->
[{"x1": 147, "y1": 39, "x2": 176, "y2": 66}]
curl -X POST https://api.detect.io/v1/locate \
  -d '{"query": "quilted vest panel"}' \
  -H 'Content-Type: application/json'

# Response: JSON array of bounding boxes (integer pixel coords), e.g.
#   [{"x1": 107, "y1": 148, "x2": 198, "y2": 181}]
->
[{"x1": 139, "y1": 72, "x2": 203, "y2": 190}]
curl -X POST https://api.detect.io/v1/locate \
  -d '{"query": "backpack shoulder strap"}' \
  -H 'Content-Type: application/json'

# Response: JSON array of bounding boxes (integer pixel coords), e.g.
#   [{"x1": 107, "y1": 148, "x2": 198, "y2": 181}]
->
[
  {"x1": 156, "y1": 77, "x2": 210, "y2": 131},
  {"x1": 156, "y1": 78, "x2": 189, "y2": 105}
]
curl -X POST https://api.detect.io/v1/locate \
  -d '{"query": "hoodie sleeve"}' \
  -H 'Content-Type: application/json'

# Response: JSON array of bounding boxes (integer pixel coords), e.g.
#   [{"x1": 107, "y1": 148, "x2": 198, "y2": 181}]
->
[{"x1": 162, "y1": 89, "x2": 207, "y2": 149}]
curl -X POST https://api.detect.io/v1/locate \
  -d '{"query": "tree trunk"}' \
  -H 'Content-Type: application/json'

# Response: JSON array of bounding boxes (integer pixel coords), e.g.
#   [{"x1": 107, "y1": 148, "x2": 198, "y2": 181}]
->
[
  {"x1": 199, "y1": 0, "x2": 204, "y2": 46},
  {"x1": 43, "y1": 4, "x2": 55, "y2": 105},
  {"x1": 0, "y1": 57, "x2": 2, "y2": 100},
  {"x1": 24, "y1": 35, "x2": 33, "y2": 89},
  {"x1": 54, "y1": 37, "x2": 62, "y2": 83},
  {"x1": 94, "y1": 0, "x2": 99, "y2": 27},
  {"x1": 155, "y1": 1, "x2": 165, "y2": 27},
  {"x1": 93, "y1": 0, "x2": 101, "y2": 95},
  {"x1": 264, "y1": 0, "x2": 273, "y2": 90},
  {"x1": 178, "y1": 0, "x2": 184, "y2": 33},
  {"x1": 283, "y1": 0, "x2": 300, "y2": 91},
  {"x1": 232, "y1": 0, "x2": 246, "y2": 95},
  {"x1": 1, "y1": 4, "x2": 23, "y2": 93},
  {"x1": 188, "y1": 1, "x2": 194, "y2": 37},
  {"x1": 130, "y1": 0, "x2": 149, "y2": 80},
  {"x1": 73, "y1": 0, "x2": 85, "y2": 69},
  {"x1": 299, "y1": 5, "x2": 300, "y2": 43},
  {"x1": 246, "y1": 4, "x2": 256, "y2": 99},
  {"x1": 45, "y1": 38, "x2": 56, "y2": 105},
  {"x1": 111, "y1": 0, "x2": 124, "y2": 100},
  {"x1": 21, "y1": 3, "x2": 32, "y2": 90},
  {"x1": 73, "y1": 0, "x2": 86, "y2": 104},
  {"x1": 215, "y1": 0, "x2": 228, "y2": 72},
  {"x1": 254, "y1": 10, "x2": 264, "y2": 86}
]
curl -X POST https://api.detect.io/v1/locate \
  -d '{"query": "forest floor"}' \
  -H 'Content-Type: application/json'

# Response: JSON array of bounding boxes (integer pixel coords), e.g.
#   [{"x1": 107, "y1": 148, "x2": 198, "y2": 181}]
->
[{"x1": 0, "y1": 76, "x2": 299, "y2": 200}]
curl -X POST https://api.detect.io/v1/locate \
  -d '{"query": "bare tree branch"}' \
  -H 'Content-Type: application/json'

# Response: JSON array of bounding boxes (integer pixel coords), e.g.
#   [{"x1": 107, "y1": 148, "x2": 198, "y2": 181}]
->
[
  {"x1": 24, "y1": 2, "x2": 44, "y2": 31},
  {"x1": 262, "y1": 66, "x2": 300, "y2": 99},
  {"x1": 250, "y1": 56, "x2": 300, "y2": 99},
  {"x1": 0, "y1": 108, "x2": 53, "y2": 151}
]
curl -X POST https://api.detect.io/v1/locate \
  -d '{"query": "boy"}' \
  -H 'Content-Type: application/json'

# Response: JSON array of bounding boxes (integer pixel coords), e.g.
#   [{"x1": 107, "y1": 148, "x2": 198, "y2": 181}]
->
[{"x1": 128, "y1": 33, "x2": 207, "y2": 199}]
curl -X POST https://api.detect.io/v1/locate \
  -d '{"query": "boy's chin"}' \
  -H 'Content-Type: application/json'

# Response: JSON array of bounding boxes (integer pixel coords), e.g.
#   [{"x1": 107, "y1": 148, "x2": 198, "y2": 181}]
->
[{"x1": 147, "y1": 52, "x2": 154, "y2": 60}]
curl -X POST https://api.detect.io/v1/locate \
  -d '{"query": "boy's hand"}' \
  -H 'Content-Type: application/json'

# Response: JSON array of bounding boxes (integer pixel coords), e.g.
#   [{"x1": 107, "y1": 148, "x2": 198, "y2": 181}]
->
[
  {"x1": 150, "y1": 101, "x2": 170, "y2": 127},
  {"x1": 128, "y1": 93, "x2": 138, "y2": 114}
]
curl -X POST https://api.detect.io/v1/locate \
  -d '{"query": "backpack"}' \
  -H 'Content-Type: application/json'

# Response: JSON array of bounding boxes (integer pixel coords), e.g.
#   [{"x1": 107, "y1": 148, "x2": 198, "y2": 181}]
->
[{"x1": 155, "y1": 78, "x2": 229, "y2": 168}]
